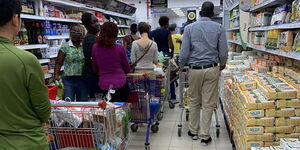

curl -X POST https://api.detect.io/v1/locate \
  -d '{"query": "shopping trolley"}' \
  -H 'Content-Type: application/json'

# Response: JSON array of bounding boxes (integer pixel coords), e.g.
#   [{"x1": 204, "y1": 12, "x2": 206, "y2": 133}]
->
[
  {"x1": 177, "y1": 68, "x2": 221, "y2": 137},
  {"x1": 45, "y1": 101, "x2": 131, "y2": 150},
  {"x1": 127, "y1": 73, "x2": 162, "y2": 150}
]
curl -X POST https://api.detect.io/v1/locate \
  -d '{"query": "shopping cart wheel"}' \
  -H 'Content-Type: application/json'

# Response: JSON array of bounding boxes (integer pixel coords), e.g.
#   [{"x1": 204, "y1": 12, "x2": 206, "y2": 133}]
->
[
  {"x1": 157, "y1": 112, "x2": 163, "y2": 121},
  {"x1": 186, "y1": 112, "x2": 189, "y2": 121},
  {"x1": 178, "y1": 127, "x2": 182, "y2": 137},
  {"x1": 169, "y1": 102, "x2": 175, "y2": 109},
  {"x1": 145, "y1": 144, "x2": 150, "y2": 150},
  {"x1": 216, "y1": 128, "x2": 220, "y2": 138},
  {"x1": 131, "y1": 124, "x2": 138, "y2": 132},
  {"x1": 151, "y1": 125, "x2": 159, "y2": 133}
]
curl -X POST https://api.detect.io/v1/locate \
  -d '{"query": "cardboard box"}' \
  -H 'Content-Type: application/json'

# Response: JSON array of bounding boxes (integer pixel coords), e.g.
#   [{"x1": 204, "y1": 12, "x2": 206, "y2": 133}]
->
[{"x1": 296, "y1": 109, "x2": 300, "y2": 116}]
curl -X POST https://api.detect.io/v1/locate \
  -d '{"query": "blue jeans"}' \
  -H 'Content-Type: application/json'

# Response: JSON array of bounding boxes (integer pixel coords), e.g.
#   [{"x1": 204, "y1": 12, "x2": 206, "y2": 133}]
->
[
  {"x1": 62, "y1": 76, "x2": 88, "y2": 102},
  {"x1": 82, "y1": 76, "x2": 102, "y2": 99}
]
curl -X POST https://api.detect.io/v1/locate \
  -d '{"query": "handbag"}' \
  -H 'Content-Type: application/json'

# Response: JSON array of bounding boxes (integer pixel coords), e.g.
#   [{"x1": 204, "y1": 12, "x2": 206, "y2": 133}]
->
[{"x1": 130, "y1": 41, "x2": 153, "y2": 73}]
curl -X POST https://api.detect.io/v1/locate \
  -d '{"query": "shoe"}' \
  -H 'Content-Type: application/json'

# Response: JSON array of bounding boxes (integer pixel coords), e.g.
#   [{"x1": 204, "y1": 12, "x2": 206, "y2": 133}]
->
[
  {"x1": 200, "y1": 137, "x2": 212, "y2": 146},
  {"x1": 188, "y1": 131, "x2": 198, "y2": 140},
  {"x1": 171, "y1": 99, "x2": 179, "y2": 104}
]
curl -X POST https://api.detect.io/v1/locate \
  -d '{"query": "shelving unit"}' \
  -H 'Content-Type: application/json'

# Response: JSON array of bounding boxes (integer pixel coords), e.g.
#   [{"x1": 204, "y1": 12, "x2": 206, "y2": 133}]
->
[
  {"x1": 17, "y1": 0, "x2": 136, "y2": 82},
  {"x1": 45, "y1": 35, "x2": 70, "y2": 40},
  {"x1": 21, "y1": 14, "x2": 82, "y2": 23},
  {"x1": 249, "y1": 0, "x2": 283, "y2": 12},
  {"x1": 228, "y1": 15, "x2": 240, "y2": 21},
  {"x1": 227, "y1": 1, "x2": 239, "y2": 11},
  {"x1": 17, "y1": 44, "x2": 48, "y2": 50},
  {"x1": 39, "y1": 59, "x2": 51, "y2": 64},
  {"x1": 227, "y1": 27, "x2": 240, "y2": 31},
  {"x1": 249, "y1": 22, "x2": 300, "y2": 31}
]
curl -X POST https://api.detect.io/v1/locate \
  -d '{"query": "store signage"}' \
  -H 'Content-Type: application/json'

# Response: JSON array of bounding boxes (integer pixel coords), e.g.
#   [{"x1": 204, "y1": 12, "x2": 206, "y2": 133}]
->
[
  {"x1": 151, "y1": 0, "x2": 168, "y2": 8},
  {"x1": 187, "y1": 10, "x2": 197, "y2": 22}
]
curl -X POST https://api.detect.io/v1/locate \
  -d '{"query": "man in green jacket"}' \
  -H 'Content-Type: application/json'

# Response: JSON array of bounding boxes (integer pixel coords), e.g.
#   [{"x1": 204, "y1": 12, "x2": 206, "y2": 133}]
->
[{"x1": 0, "y1": 0, "x2": 51, "y2": 149}]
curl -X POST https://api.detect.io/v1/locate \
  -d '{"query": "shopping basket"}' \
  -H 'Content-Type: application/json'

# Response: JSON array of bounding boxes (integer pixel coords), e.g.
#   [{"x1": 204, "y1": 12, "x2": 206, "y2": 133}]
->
[{"x1": 45, "y1": 101, "x2": 131, "y2": 150}]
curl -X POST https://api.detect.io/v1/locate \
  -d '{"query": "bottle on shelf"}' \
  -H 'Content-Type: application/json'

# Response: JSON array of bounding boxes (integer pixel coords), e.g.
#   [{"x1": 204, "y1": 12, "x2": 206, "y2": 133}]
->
[
  {"x1": 20, "y1": 21, "x2": 28, "y2": 45},
  {"x1": 36, "y1": 23, "x2": 43, "y2": 44},
  {"x1": 32, "y1": 23, "x2": 38, "y2": 44}
]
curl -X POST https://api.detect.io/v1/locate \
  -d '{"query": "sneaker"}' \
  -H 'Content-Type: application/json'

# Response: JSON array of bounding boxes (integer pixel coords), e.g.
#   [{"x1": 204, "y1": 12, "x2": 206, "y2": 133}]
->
[
  {"x1": 188, "y1": 131, "x2": 198, "y2": 140},
  {"x1": 200, "y1": 137, "x2": 212, "y2": 146}
]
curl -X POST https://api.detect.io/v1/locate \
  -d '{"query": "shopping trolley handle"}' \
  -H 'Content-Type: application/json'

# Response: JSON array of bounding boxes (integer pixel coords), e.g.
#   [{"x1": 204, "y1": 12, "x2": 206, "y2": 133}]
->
[{"x1": 50, "y1": 100, "x2": 107, "y2": 108}]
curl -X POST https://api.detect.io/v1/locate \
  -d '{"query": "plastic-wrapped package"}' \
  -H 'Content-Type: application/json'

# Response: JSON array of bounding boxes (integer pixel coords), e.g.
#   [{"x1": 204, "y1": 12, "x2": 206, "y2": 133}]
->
[
  {"x1": 293, "y1": 32, "x2": 300, "y2": 52},
  {"x1": 271, "y1": 4, "x2": 291, "y2": 25}
]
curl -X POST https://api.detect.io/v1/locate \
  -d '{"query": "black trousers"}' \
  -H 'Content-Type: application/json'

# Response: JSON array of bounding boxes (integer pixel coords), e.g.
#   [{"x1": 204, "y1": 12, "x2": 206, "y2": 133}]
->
[{"x1": 102, "y1": 83, "x2": 130, "y2": 102}]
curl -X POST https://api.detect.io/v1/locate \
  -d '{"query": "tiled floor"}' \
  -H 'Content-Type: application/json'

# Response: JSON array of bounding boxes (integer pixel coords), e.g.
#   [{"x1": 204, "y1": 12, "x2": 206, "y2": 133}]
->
[{"x1": 128, "y1": 104, "x2": 233, "y2": 150}]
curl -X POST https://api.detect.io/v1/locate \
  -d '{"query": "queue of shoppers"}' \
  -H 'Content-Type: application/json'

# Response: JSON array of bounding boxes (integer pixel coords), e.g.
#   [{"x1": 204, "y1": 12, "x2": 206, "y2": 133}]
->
[{"x1": 0, "y1": 0, "x2": 228, "y2": 148}]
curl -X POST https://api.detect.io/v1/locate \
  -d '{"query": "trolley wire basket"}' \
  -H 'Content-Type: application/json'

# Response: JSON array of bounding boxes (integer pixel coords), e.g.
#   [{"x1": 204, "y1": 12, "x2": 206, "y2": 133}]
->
[{"x1": 45, "y1": 101, "x2": 131, "y2": 150}]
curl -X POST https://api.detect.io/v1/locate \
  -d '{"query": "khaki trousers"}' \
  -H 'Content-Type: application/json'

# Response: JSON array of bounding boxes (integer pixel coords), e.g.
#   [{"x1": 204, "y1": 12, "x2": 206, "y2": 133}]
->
[{"x1": 188, "y1": 66, "x2": 220, "y2": 140}]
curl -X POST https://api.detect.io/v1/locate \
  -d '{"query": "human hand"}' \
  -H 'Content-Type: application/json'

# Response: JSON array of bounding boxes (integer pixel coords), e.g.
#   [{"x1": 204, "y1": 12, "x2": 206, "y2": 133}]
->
[
  {"x1": 220, "y1": 65, "x2": 226, "y2": 71},
  {"x1": 53, "y1": 74, "x2": 60, "y2": 81}
]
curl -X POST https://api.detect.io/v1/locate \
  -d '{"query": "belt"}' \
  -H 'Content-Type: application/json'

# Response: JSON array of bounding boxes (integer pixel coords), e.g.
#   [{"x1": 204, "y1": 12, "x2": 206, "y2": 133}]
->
[{"x1": 189, "y1": 63, "x2": 218, "y2": 70}]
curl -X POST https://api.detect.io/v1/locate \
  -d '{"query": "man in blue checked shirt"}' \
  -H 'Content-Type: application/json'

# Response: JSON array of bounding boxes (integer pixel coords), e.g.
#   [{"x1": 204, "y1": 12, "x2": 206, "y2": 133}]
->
[{"x1": 179, "y1": 1, "x2": 228, "y2": 146}]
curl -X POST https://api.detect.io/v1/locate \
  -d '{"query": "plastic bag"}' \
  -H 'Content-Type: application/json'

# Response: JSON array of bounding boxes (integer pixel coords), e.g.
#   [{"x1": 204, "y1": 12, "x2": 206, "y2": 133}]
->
[{"x1": 55, "y1": 80, "x2": 64, "y2": 99}]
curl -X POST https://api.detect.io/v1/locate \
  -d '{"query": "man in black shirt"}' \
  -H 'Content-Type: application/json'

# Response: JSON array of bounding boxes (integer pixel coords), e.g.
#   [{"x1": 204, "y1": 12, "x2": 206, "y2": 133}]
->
[{"x1": 81, "y1": 13, "x2": 101, "y2": 100}]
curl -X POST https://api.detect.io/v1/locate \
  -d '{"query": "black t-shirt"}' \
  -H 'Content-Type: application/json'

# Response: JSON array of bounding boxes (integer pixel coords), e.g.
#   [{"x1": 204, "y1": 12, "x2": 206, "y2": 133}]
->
[
  {"x1": 82, "y1": 34, "x2": 97, "y2": 77},
  {"x1": 150, "y1": 28, "x2": 171, "y2": 55}
]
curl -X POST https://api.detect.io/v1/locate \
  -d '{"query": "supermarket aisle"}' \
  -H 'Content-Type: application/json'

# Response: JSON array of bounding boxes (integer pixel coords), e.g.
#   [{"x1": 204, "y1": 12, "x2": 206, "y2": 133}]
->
[{"x1": 128, "y1": 104, "x2": 232, "y2": 150}]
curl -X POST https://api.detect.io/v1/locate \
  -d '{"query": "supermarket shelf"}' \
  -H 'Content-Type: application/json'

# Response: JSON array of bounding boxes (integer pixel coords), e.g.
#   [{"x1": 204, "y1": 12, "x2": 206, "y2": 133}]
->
[
  {"x1": 48, "y1": 67, "x2": 64, "y2": 74},
  {"x1": 48, "y1": 54, "x2": 57, "y2": 59},
  {"x1": 44, "y1": 0, "x2": 134, "y2": 19},
  {"x1": 248, "y1": 44, "x2": 300, "y2": 60},
  {"x1": 228, "y1": 40, "x2": 241, "y2": 45},
  {"x1": 44, "y1": 0, "x2": 82, "y2": 8},
  {"x1": 46, "y1": 35, "x2": 70, "y2": 40},
  {"x1": 226, "y1": 1, "x2": 239, "y2": 11},
  {"x1": 17, "y1": 44, "x2": 48, "y2": 50},
  {"x1": 44, "y1": 74, "x2": 52, "y2": 79},
  {"x1": 228, "y1": 15, "x2": 239, "y2": 21},
  {"x1": 250, "y1": 0, "x2": 282, "y2": 12},
  {"x1": 249, "y1": 22, "x2": 300, "y2": 31},
  {"x1": 117, "y1": 25, "x2": 130, "y2": 28},
  {"x1": 39, "y1": 59, "x2": 51, "y2": 64},
  {"x1": 226, "y1": 27, "x2": 240, "y2": 31},
  {"x1": 118, "y1": 35, "x2": 126, "y2": 38},
  {"x1": 21, "y1": 14, "x2": 82, "y2": 23}
]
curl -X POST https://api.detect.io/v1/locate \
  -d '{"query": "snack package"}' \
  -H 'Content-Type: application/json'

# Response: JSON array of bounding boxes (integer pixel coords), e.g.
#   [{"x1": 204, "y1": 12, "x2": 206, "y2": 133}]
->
[
  {"x1": 293, "y1": 32, "x2": 300, "y2": 52},
  {"x1": 278, "y1": 31, "x2": 294, "y2": 51},
  {"x1": 292, "y1": 0, "x2": 300, "y2": 21},
  {"x1": 271, "y1": 4, "x2": 291, "y2": 25}
]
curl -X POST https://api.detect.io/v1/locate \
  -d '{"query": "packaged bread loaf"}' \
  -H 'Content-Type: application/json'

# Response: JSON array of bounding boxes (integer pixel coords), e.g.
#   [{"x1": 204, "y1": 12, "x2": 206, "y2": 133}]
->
[
  {"x1": 295, "y1": 109, "x2": 300, "y2": 116},
  {"x1": 275, "y1": 117, "x2": 300, "y2": 126},
  {"x1": 246, "y1": 110, "x2": 265, "y2": 118},
  {"x1": 265, "y1": 108, "x2": 295, "y2": 117},
  {"x1": 246, "y1": 126, "x2": 265, "y2": 135},
  {"x1": 246, "y1": 141, "x2": 264, "y2": 150},
  {"x1": 246, "y1": 117, "x2": 275, "y2": 126},
  {"x1": 265, "y1": 126, "x2": 294, "y2": 134},
  {"x1": 264, "y1": 142, "x2": 280, "y2": 147},
  {"x1": 275, "y1": 133, "x2": 300, "y2": 141},
  {"x1": 246, "y1": 133, "x2": 274, "y2": 141},
  {"x1": 276, "y1": 99, "x2": 300, "y2": 108}
]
